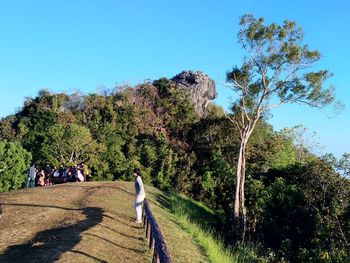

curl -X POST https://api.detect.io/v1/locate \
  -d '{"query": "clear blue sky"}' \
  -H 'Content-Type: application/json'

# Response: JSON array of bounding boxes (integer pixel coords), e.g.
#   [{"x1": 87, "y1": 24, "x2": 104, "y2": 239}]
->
[{"x1": 0, "y1": 0, "x2": 349, "y2": 157}]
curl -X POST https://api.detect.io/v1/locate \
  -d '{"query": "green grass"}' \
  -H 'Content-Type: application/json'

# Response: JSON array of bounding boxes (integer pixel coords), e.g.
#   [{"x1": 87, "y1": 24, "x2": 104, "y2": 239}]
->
[
  {"x1": 166, "y1": 193, "x2": 271, "y2": 263},
  {"x1": 169, "y1": 193, "x2": 236, "y2": 263},
  {"x1": 144, "y1": 185, "x2": 268, "y2": 263},
  {"x1": 143, "y1": 186, "x2": 208, "y2": 263}
]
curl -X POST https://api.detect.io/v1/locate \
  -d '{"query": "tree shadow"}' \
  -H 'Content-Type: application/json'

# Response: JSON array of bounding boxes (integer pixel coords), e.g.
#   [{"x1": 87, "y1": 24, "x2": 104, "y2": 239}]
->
[
  {"x1": 104, "y1": 210, "x2": 134, "y2": 221},
  {"x1": 152, "y1": 193, "x2": 172, "y2": 213},
  {"x1": 113, "y1": 185, "x2": 134, "y2": 196},
  {"x1": 103, "y1": 212, "x2": 142, "y2": 230},
  {"x1": 82, "y1": 233, "x2": 145, "y2": 254},
  {"x1": 70, "y1": 250, "x2": 108, "y2": 263},
  {"x1": 0, "y1": 204, "x2": 104, "y2": 263},
  {"x1": 1, "y1": 202, "x2": 83, "y2": 211},
  {"x1": 99, "y1": 224, "x2": 144, "y2": 241}
]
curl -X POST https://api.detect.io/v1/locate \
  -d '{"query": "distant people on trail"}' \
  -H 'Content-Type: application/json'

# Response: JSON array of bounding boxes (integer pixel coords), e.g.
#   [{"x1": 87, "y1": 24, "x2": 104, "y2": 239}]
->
[
  {"x1": 81, "y1": 162, "x2": 89, "y2": 181},
  {"x1": 65, "y1": 167, "x2": 72, "y2": 182},
  {"x1": 76, "y1": 164, "x2": 85, "y2": 182},
  {"x1": 51, "y1": 167, "x2": 60, "y2": 184},
  {"x1": 53, "y1": 168, "x2": 59, "y2": 178},
  {"x1": 58, "y1": 166, "x2": 65, "y2": 178},
  {"x1": 44, "y1": 164, "x2": 53, "y2": 185},
  {"x1": 36, "y1": 169, "x2": 45, "y2": 186},
  {"x1": 65, "y1": 166, "x2": 76, "y2": 182},
  {"x1": 26, "y1": 164, "x2": 36, "y2": 188},
  {"x1": 27, "y1": 162, "x2": 92, "y2": 187},
  {"x1": 44, "y1": 164, "x2": 53, "y2": 177},
  {"x1": 133, "y1": 168, "x2": 146, "y2": 224}
]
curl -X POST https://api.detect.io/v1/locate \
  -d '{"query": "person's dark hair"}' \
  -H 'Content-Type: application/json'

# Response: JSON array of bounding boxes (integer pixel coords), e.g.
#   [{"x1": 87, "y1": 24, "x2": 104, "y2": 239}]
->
[{"x1": 133, "y1": 168, "x2": 142, "y2": 177}]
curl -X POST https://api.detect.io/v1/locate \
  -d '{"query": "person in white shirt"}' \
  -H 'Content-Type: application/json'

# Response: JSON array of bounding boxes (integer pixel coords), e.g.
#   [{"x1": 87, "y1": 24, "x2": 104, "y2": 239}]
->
[
  {"x1": 133, "y1": 168, "x2": 146, "y2": 223},
  {"x1": 76, "y1": 169, "x2": 84, "y2": 182}
]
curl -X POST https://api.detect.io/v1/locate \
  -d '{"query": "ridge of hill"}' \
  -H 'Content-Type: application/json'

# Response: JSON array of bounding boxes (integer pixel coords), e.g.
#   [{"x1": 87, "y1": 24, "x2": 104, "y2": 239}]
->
[{"x1": 0, "y1": 181, "x2": 206, "y2": 263}]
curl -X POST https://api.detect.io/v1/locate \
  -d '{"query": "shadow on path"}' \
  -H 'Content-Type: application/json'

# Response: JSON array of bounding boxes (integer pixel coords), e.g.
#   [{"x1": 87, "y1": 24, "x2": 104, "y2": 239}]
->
[
  {"x1": 70, "y1": 250, "x2": 108, "y2": 263},
  {"x1": 82, "y1": 233, "x2": 145, "y2": 254},
  {"x1": 1, "y1": 202, "x2": 83, "y2": 211},
  {"x1": 0, "y1": 204, "x2": 104, "y2": 263},
  {"x1": 113, "y1": 186, "x2": 134, "y2": 196},
  {"x1": 99, "y1": 224, "x2": 144, "y2": 241}
]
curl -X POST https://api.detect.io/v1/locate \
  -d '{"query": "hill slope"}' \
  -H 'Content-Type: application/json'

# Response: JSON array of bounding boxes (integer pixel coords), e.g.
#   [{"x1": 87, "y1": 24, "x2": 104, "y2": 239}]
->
[{"x1": 0, "y1": 181, "x2": 205, "y2": 263}]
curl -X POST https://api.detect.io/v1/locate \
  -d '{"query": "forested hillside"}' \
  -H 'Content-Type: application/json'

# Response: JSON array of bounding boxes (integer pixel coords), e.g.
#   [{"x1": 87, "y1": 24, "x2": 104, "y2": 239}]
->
[{"x1": 1, "y1": 74, "x2": 349, "y2": 262}]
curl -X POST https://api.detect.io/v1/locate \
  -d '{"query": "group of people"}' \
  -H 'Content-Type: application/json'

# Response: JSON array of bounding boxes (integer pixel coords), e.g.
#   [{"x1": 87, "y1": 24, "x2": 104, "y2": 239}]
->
[
  {"x1": 26, "y1": 165, "x2": 146, "y2": 224},
  {"x1": 26, "y1": 163, "x2": 89, "y2": 188}
]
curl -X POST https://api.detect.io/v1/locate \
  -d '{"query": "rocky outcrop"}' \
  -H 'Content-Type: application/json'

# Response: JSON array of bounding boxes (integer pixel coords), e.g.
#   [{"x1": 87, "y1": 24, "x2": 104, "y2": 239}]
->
[{"x1": 171, "y1": 71, "x2": 217, "y2": 116}]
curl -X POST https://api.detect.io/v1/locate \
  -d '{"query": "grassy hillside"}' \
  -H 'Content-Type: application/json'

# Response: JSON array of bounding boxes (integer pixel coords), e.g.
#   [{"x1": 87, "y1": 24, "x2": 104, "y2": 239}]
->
[{"x1": 0, "y1": 181, "x2": 208, "y2": 263}]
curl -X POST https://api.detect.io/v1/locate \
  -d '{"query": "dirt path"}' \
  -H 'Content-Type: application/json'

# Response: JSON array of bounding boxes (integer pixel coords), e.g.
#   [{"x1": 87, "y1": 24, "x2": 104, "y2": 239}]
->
[{"x1": 0, "y1": 182, "x2": 149, "y2": 263}]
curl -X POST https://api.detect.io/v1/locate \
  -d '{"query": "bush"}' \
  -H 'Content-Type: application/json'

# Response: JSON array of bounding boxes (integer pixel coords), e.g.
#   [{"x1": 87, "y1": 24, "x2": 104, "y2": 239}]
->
[{"x1": 0, "y1": 141, "x2": 32, "y2": 192}]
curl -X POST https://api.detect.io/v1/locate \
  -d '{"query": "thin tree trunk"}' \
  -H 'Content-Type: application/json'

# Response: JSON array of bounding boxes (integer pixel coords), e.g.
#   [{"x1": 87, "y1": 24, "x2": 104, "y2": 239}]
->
[
  {"x1": 234, "y1": 133, "x2": 249, "y2": 243},
  {"x1": 240, "y1": 142, "x2": 247, "y2": 242},
  {"x1": 234, "y1": 146, "x2": 243, "y2": 219}
]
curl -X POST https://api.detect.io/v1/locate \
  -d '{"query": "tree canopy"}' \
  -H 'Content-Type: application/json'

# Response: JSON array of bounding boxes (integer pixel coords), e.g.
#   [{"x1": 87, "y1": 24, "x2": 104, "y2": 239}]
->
[
  {"x1": 41, "y1": 123, "x2": 103, "y2": 167},
  {"x1": 0, "y1": 141, "x2": 31, "y2": 192}
]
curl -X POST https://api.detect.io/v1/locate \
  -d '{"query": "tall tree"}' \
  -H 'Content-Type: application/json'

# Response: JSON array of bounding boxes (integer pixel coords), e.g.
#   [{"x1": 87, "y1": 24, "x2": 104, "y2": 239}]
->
[{"x1": 226, "y1": 14, "x2": 338, "y2": 240}]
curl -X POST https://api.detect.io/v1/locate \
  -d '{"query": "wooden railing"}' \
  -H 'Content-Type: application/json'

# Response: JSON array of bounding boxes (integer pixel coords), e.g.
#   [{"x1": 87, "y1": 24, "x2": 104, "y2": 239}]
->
[{"x1": 143, "y1": 199, "x2": 172, "y2": 263}]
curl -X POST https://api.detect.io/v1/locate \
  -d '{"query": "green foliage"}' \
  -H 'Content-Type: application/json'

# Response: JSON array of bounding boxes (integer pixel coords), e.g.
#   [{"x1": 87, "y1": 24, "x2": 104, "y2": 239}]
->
[
  {"x1": 169, "y1": 193, "x2": 235, "y2": 263},
  {"x1": 323, "y1": 152, "x2": 350, "y2": 177},
  {"x1": 102, "y1": 134, "x2": 128, "y2": 180},
  {"x1": 153, "y1": 77, "x2": 172, "y2": 96},
  {"x1": 201, "y1": 171, "x2": 215, "y2": 198},
  {"x1": 250, "y1": 160, "x2": 350, "y2": 262},
  {"x1": 205, "y1": 103, "x2": 226, "y2": 118},
  {"x1": 0, "y1": 141, "x2": 31, "y2": 192},
  {"x1": 172, "y1": 151, "x2": 197, "y2": 194},
  {"x1": 227, "y1": 14, "x2": 339, "y2": 120},
  {"x1": 188, "y1": 116, "x2": 239, "y2": 163},
  {"x1": 153, "y1": 82, "x2": 199, "y2": 136},
  {"x1": 139, "y1": 139, "x2": 158, "y2": 168},
  {"x1": 41, "y1": 123, "x2": 103, "y2": 167},
  {"x1": 199, "y1": 152, "x2": 235, "y2": 216},
  {"x1": 0, "y1": 66, "x2": 347, "y2": 262},
  {"x1": 338, "y1": 153, "x2": 350, "y2": 177},
  {"x1": 154, "y1": 145, "x2": 176, "y2": 190},
  {"x1": 280, "y1": 125, "x2": 320, "y2": 163},
  {"x1": 0, "y1": 115, "x2": 18, "y2": 141},
  {"x1": 247, "y1": 121, "x2": 297, "y2": 172},
  {"x1": 89, "y1": 158, "x2": 112, "y2": 181}
]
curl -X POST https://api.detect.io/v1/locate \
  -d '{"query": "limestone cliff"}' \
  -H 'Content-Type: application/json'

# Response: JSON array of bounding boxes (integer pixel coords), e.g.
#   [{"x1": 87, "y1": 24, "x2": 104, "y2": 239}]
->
[{"x1": 171, "y1": 71, "x2": 217, "y2": 116}]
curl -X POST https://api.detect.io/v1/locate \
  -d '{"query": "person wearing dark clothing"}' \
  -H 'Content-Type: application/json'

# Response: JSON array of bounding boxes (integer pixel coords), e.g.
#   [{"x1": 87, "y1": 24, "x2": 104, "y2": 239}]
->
[
  {"x1": 44, "y1": 164, "x2": 53, "y2": 176},
  {"x1": 27, "y1": 164, "x2": 36, "y2": 188}
]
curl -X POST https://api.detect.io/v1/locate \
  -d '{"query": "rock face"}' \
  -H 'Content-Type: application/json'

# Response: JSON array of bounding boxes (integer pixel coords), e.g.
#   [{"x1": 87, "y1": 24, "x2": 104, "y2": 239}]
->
[{"x1": 171, "y1": 71, "x2": 217, "y2": 116}]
